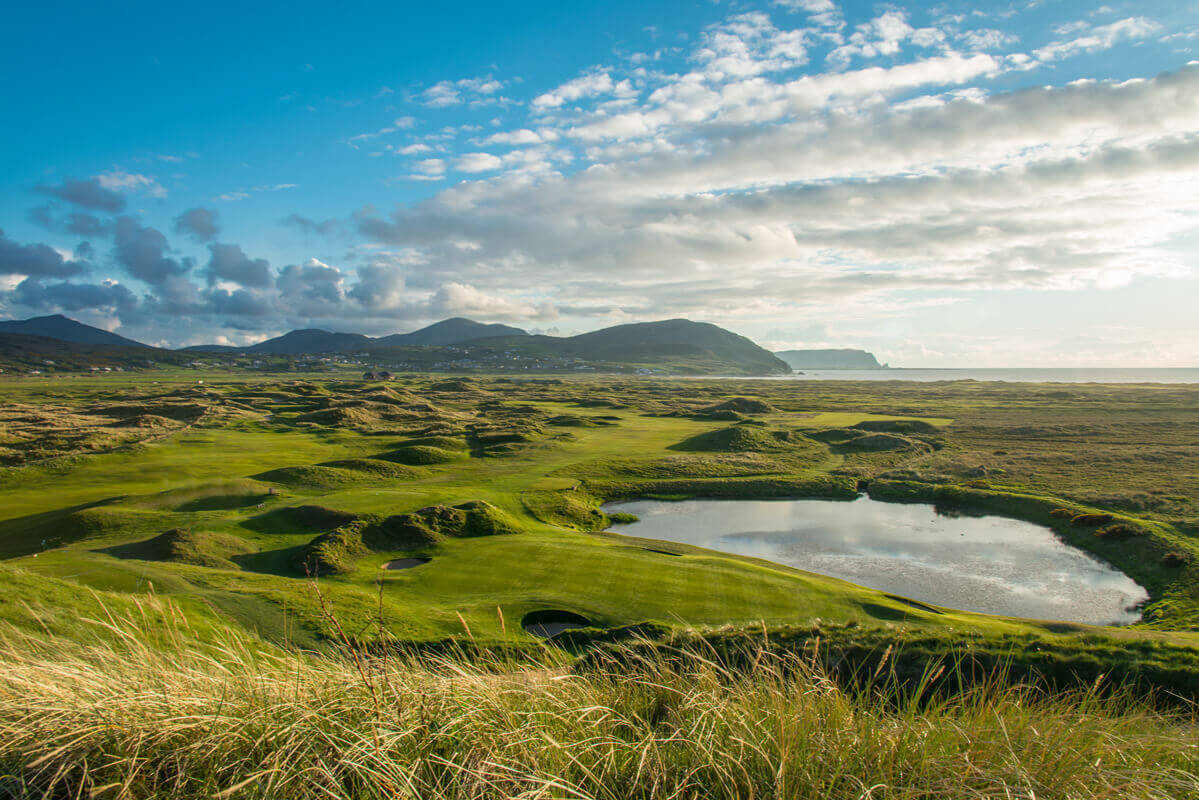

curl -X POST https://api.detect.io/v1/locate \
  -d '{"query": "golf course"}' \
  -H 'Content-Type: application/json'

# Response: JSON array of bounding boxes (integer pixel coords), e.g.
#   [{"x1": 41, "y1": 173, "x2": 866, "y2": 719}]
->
[{"x1": 3, "y1": 369, "x2": 1199, "y2": 797}]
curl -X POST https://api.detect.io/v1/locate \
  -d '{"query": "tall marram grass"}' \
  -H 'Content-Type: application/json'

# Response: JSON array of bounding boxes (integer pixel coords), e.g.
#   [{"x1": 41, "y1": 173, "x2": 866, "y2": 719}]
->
[{"x1": 1, "y1": 597, "x2": 1198, "y2": 799}]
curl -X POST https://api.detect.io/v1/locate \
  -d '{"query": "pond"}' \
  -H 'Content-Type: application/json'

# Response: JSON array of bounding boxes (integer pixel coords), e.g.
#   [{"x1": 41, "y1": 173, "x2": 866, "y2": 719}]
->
[{"x1": 603, "y1": 496, "x2": 1148, "y2": 625}]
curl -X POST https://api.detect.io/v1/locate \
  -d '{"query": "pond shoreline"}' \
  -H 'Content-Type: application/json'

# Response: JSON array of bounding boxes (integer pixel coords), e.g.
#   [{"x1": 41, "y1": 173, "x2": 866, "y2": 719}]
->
[{"x1": 603, "y1": 494, "x2": 1149, "y2": 626}]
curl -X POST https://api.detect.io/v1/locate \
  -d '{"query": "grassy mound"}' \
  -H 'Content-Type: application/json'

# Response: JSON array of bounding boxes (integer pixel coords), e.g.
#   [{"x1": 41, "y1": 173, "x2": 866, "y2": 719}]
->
[
  {"x1": 174, "y1": 492, "x2": 271, "y2": 512},
  {"x1": 357, "y1": 387, "x2": 422, "y2": 406},
  {"x1": 567, "y1": 453, "x2": 792, "y2": 480},
  {"x1": 701, "y1": 397, "x2": 777, "y2": 415},
  {"x1": 851, "y1": 419, "x2": 941, "y2": 434},
  {"x1": 373, "y1": 500, "x2": 520, "y2": 544},
  {"x1": 242, "y1": 505, "x2": 359, "y2": 535},
  {"x1": 317, "y1": 458, "x2": 419, "y2": 480},
  {"x1": 807, "y1": 427, "x2": 868, "y2": 444},
  {"x1": 522, "y1": 490, "x2": 609, "y2": 530},
  {"x1": 107, "y1": 528, "x2": 257, "y2": 570},
  {"x1": 0, "y1": 505, "x2": 163, "y2": 558},
  {"x1": 547, "y1": 415, "x2": 603, "y2": 428},
  {"x1": 377, "y1": 445, "x2": 463, "y2": 466},
  {"x1": 300, "y1": 501, "x2": 521, "y2": 574},
  {"x1": 842, "y1": 432, "x2": 925, "y2": 452},
  {"x1": 252, "y1": 465, "x2": 369, "y2": 489},
  {"x1": 672, "y1": 425, "x2": 789, "y2": 452},
  {"x1": 669, "y1": 426, "x2": 827, "y2": 469},
  {"x1": 429, "y1": 379, "x2": 476, "y2": 392},
  {"x1": 293, "y1": 406, "x2": 384, "y2": 428},
  {"x1": 398, "y1": 435, "x2": 465, "y2": 450},
  {"x1": 295, "y1": 519, "x2": 374, "y2": 574}
]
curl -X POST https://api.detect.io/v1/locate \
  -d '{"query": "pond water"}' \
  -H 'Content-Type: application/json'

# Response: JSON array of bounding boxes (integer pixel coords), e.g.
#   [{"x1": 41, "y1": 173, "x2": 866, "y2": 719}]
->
[{"x1": 604, "y1": 496, "x2": 1148, "y2": 625}]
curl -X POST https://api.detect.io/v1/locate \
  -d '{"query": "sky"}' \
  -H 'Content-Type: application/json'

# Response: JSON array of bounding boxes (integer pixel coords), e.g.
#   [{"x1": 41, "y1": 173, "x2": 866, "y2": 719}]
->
[{"x1": 1, "y1": 0, "x2": 1198, "y2": 366}]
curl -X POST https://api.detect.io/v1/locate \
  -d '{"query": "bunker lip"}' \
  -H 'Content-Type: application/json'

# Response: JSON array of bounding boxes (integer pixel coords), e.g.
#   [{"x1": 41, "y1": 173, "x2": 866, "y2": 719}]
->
[
  {"x1": 381, "y1": 557, "x2": 430, "y2": 570},
  {"x1": 522, "y1": 610, "x2": 591, "y2": 639}
]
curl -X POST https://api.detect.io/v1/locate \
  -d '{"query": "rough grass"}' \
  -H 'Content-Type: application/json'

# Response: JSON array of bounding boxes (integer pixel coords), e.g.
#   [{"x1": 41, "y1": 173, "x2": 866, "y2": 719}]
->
[{"x1": 0, "y1": 605, "x2": 1196, "y2": 799}]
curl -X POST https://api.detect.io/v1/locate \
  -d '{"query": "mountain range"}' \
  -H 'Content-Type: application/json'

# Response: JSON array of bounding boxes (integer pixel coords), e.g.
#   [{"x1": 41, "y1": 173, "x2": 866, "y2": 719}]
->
[
  {"x1": 0, "y1": 314, "x2": 792, "y2": 375},
  {"x1": 191, "y1": 317, "x2": 531, "y2": 354}
]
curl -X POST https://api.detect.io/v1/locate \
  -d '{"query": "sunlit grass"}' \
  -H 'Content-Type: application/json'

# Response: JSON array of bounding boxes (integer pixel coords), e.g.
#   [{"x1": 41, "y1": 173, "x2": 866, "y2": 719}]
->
[{"x1": 1, "y1": 597, "x2": 1197, "y2": 799}]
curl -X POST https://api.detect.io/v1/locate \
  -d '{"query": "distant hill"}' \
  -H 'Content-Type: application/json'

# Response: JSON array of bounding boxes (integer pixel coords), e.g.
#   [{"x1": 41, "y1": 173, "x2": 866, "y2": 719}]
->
[
  {"x1": 189, "y1": 318, "x2": 531, "y2": 354},
  {"x1": 366, "y1": 319, "x2": 791, "y2": 375},
  {"x1": 566, "y1": 320, "x2": 788, "y2": 374},
  {"x1": 775, "y1": 349, "x2": 886, "y2": 370},
  {"x1": 0, "y1": 333, "x2": 192, "y2": 372},
  {"x1": 247, "y1": 329, "x2": 374, "y2": 355},
  {"x1": 375, "y1": 317, "x2": 528, "y2": 347},
  {"x1": 0, "y1": 314, "x2": 149, "y2": 349}
]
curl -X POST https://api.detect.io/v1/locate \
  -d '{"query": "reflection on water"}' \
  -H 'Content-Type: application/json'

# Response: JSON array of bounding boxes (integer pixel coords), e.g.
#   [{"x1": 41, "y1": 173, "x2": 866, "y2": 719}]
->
[{"x1": 604, "y1": 496, "x2": 1148, "y2": 625}]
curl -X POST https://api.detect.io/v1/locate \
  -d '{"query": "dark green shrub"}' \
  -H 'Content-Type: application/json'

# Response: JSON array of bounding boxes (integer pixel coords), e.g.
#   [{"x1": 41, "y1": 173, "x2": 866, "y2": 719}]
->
[
  {"x1": 1071, "y1": 513, "x2": 1114, "y2": 527},
  {"x1": 1162, "y1": 552, "x2": 1189, "y2": 568},
  {"x1": 1049, "y1": 508, "x2": 1074, "y2": 519}
]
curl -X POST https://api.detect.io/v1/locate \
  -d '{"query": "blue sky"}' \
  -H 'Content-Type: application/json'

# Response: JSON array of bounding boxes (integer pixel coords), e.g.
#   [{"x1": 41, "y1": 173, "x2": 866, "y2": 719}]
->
[{"x1": 2, "y1": 0, "x2": 1197, "y2": 365}]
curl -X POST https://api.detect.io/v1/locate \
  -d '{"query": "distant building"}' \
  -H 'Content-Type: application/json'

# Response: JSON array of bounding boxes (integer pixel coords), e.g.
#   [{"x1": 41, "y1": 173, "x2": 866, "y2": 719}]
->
[{"x1": 363, "y1": 371, "x2": 376, "y2": 380}]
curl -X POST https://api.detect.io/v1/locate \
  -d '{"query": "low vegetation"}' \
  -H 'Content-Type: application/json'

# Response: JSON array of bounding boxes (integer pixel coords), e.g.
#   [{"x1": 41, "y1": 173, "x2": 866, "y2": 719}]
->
[
  {"x1": 0, "y1": 604, "x2": 1196, "y2": 799},
  {"x1": 2, "y1": 371, "x2": 1199, "y2": 795}
]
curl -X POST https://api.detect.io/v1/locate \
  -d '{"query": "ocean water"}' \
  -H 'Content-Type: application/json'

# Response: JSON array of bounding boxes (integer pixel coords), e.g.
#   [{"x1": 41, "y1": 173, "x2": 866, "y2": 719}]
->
[{"x1": 725, "y1": 368, "x2": 1199, "y2": 383}]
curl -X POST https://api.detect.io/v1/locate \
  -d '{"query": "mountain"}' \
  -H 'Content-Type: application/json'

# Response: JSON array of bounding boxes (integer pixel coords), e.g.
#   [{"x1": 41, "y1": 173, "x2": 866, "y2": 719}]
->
[
  {"x1": 775, "y1": 349, "x2": 885, "y2": 370},
  {"x1": 566, "y1": 320, "x2": 789, "y2": 374},
  {"x1": 0, "y1": 314, "x2": 788, "y2": 375},
  {"x1": 0, "y1": 333, "x2": 193, "y2": 372},
  {"x1": 364, "y1": 319, "x2": 791, "y2": 375},
  {"x1": 193, "y1": 318, "x2": 531, "y2": 354},
  {"x1": 374, "y1": 317, "x2": 528, "y2": 347},
  {"x1": 0, "y1": 314, "x2": 149, "y2": 349},
  {"x1": 247, "y1": 329, "x2": 375, "y2": 355}
]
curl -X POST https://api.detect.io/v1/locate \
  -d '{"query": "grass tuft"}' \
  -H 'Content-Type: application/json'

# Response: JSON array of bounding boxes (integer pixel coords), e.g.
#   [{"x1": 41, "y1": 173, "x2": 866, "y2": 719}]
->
[{"x1": 0, "y1": 605, "x2": 1197, "y2": 799}]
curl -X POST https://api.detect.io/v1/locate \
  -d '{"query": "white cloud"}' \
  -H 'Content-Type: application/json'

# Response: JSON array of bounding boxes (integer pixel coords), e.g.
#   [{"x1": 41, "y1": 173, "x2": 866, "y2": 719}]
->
[
  {"x1": 772, "y1": 0, "x2": 843, "y2": 29},
  {"x1": 352, "y1": 65, "x2": 1199, "y2": 331},
  {"x1": 484, "y1": 128, "x2": 544, "y2": 146},
  {"x1": 828, "y1": 10, "x2": 947, "y2": 65},
  {"x1": 431, "y1": 281, "x2": 556, "y2": 320},
  {"x1": 394, "y1": 143, "x2": 433, "y2": 155},
  {"x1": 693, "y1": 13, "x2": 812, "y2": 79},
  {"x1": 1034, "y1": 17, "x2": 1162, "y2": 62},
  {"x1": 532, "y1": 71, "x2": 634, "y2": 110},
  {"x1": 454, "y1": 153, "x2": 504, "y2": 172},
  {"x1": 565, "y1": 52, "x2": 1002, "y2": 142},
  {"x1": 413, "y1": 158, "x2": 446, "y2": 176},
  {"x1": 421, "y1": 77, "x2": 506, "y2": 107},
  {"x1": 97, "y1": 170, "x2": 167, "y2": 198}
]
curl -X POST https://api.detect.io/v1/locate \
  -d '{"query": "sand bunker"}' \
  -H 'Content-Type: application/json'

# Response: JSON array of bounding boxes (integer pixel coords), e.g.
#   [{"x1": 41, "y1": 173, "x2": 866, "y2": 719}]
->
[
  {"x1": 522, "y1": 610, "x2": 591, "y2": 639},
  {"x1": 382, "y1": 557, "x2": 429, "y2": 570}
]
